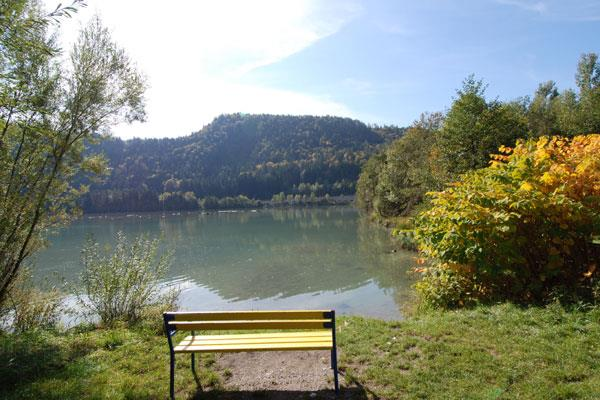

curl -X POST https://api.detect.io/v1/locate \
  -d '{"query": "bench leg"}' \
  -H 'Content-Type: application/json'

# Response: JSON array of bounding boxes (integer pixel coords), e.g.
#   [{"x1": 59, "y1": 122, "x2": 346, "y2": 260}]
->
[
  {"x1": 191, "y1": 353, "x2": 196, "y2": 376},
  {"x1": 170, "y1": 351, "x2": 176, "y2": 400},
  {"x1": 191, "y1": 352, "x2": 202, "y2": 387},
  {"x1": 331, "y1": 347, "x2": 339, "y2": 395}
]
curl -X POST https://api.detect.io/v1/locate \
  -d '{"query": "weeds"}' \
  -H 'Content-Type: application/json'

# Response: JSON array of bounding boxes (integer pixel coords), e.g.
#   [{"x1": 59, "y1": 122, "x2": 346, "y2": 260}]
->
[
  {"x1": 0, "y1": 269, "x2": 64, "y2": 333},
  {"x1": 76, "y1": 231, "x2": 178, "y2": 327}
]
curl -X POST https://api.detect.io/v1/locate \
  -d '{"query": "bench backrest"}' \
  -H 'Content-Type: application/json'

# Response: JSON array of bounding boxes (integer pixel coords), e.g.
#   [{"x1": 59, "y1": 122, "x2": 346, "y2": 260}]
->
[{"x1": 163, "y1": 310, "x2": 335, "y2": 337}]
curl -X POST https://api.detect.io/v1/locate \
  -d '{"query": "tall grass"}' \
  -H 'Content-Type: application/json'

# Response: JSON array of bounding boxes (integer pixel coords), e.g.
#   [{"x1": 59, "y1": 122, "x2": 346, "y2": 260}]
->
[{"x1": 0, "y1": 269, "x2": 63, "y2": 333}]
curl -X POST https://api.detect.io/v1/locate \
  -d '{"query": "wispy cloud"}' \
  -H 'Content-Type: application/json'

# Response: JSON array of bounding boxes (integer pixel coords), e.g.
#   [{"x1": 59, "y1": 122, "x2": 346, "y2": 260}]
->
[
  {"x1": 495, "y1": 0, "x2": 600, "y2": 20},
  {"x1": 496, "y1": 0, "x2": 547, "y2": 13}
]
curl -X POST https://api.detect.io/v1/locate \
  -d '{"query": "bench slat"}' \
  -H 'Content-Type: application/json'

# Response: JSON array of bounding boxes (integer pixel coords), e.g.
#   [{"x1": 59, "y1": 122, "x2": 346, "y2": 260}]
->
[
  {"x1": 180, "y1": 330, "x2": 332, "y2": 341},
  {"x1": 169, "y1": 319, "x2": 332, "y2": 330},
  {"x1": 169, "y1": 310, "x2": 332, "y2": 321},
  {"x1": 178, "y1": 335, "x2": 332, "y2": 346},
  {"x1": 174, "y1": 341, "x2": 333, "y2": 353}
]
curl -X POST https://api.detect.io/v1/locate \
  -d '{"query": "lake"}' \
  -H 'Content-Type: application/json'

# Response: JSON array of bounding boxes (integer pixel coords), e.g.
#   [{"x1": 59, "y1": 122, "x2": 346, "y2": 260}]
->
[{"x1": 34, "y1": 207, "x2": 416, "y2": 320}]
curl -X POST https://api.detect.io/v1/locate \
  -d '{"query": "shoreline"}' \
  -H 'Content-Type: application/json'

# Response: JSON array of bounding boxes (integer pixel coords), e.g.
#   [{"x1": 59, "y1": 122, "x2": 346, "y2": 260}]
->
[{"x1": 80, "y1": 199, "x2": 356, "y2": 219}]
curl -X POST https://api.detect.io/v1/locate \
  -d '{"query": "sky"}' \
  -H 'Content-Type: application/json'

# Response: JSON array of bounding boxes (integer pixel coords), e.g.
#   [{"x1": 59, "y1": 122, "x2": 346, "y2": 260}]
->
[{"x1": 49, "y1": 0, "x2": 600, "y2": 139}]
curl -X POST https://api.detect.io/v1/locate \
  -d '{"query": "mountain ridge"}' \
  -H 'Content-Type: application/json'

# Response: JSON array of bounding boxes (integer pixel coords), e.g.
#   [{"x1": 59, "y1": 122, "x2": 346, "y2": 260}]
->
[{"x1": 82, "y1": 113, "x2": 405, "y2": 212}]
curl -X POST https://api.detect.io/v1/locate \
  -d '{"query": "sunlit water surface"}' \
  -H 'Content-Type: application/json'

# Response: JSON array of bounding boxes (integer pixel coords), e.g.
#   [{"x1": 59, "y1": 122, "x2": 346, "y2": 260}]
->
[{"x1": 34, "y1": 207, "x2": 416, "y2": 320}]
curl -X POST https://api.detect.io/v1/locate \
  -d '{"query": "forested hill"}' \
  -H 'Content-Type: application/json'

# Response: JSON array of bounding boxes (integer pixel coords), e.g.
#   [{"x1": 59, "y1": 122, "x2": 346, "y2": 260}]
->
[{"x1": 82, "y1": 114, "x2": 405, "y2": 213}]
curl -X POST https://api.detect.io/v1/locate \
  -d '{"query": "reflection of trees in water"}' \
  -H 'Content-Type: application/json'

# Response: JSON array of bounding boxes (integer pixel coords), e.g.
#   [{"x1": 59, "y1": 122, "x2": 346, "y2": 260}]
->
[
  {"x1": 168, "y1": 210, "x2": 370, "y2": 300},
  {"x1": 356, "y1": 217, "x2": 417, "y2": 306},
  {"x1": 269, "y1": 207, "x2": 355, "y2": 231},
  {"x1": 162, "y1": 209, "x2": 416, "y2": 305},
  {"x1": 156, "y1": 208, "x2": 357, "y2": 241},
  {"x1": 187, "y1": 243, "x2": 373, "y2": 301}
]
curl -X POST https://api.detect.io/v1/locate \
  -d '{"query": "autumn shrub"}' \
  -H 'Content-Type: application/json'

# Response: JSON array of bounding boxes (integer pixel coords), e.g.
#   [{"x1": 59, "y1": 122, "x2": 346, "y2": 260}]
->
[{"x1": 414, "y1": 135, "x2": 600, "y2": 307}]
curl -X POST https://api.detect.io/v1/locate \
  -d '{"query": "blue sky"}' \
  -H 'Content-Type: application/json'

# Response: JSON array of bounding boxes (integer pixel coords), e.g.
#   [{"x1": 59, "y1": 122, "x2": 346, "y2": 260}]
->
[{"x1": 54, "y1": 0, "x2": 600, "y2": 138}]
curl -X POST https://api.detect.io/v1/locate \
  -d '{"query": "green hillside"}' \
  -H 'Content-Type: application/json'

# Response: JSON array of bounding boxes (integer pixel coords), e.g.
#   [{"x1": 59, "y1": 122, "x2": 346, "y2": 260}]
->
[{"x1": 82, "y1": 114, "x2": 404, "y2": 212}]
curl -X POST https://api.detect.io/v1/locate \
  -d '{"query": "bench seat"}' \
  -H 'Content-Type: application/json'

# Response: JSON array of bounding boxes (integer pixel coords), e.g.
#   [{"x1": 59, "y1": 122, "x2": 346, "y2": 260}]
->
[{"x1": 174, "y1": 330, "x2": 334, "y2": 353}]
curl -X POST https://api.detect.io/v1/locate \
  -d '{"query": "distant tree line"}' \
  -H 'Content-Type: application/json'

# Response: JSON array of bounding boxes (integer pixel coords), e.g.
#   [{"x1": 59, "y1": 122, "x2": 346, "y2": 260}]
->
[{"x1": 81, "y1": 114, "x2": 405, "y2": 213}]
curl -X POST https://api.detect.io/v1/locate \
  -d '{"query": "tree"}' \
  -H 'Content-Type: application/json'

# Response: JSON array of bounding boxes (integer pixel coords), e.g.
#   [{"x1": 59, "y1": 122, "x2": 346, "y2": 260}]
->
[
  {"x1": 527, "y1": 81, "x2": 560, "y2": 137},
  {"x1": 356, "y1": 112, "x2": 446, "y2": 219},
  {"x1": 553, "y1": 53, "x2": 600, "y2": 136},
  {"x1": 575, "y1": 53, "x2": 600, "y2": 93},
  {"x1": 374, "y1": 122, "x2": 440, "y2": 217},
  {"x1": 0, "y1": 2, "x2": 146, "y2": 306},
  {"x1": 355, "y1": 152, "x2": 386, "y2": 214},
  {"x1": 437, "y1": 75, "x2": 528, "y2": 176},
  {"x1": 573, "y1": 53, "x2": 600, "y2": 134}
]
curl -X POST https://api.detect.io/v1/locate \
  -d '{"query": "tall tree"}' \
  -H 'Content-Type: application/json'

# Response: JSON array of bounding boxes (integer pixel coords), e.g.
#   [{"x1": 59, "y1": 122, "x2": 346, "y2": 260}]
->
[
  {"x1": 356, "y1": 112, "x2": 445, "y2": 219},
  {"x1": 437, "y1": 75, "x2": 528, "y2": 176},
  {"x1": 573, "y1": 53, "x2": 600, "y2": 134},
  {"x1": 527, "y1": 81, "x2": 560, "y2": 137},
  {"x1": 554, "y1": 53, "x2": 600, "y2": 136},
  {"x1": 0, "y1": 1, "x2": 146, "y2": 305}
]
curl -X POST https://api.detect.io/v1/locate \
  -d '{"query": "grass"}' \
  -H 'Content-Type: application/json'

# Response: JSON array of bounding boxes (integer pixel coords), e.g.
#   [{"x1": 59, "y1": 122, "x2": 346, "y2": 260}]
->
[
  {"x1": 339, "y1": 303, "x2": 600, "y2": 400},
  {"x1": 1, "y1": 303, "x2": 599, "y2": 399},
  {"x1": 0, "y1": 325, "x2": 221, "y2": 399}
]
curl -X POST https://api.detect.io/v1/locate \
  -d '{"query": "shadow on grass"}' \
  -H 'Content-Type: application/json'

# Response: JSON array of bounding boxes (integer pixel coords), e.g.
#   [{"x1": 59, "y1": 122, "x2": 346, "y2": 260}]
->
[
  {"x1": 0, "y1": 331, "x2": 96, "y2": 396},
  {"x1": 193, "y1": 387, "x2": 370, "y2": 400}
]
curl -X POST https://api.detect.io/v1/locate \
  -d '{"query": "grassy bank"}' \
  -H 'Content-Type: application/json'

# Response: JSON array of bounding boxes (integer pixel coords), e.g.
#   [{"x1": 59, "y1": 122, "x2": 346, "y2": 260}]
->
[{"x1": 1, "y1": 304, "x2": 599, "y2": 399}]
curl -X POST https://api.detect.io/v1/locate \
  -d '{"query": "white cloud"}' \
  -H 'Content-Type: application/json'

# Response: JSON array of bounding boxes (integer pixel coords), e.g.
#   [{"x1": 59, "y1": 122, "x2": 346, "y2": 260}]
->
[
  {"x1": 48, "y1": 0, "x2": 362, "y2": 138},
  {"x1": 117, "y1": 79, "x2": 355, "y2": 138}
]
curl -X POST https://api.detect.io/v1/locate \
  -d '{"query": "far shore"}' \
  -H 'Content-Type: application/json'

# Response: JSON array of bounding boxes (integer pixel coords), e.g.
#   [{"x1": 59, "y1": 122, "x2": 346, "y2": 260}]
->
[{"x1": 81, "y1": 195, "x2": 356, "y2": 218}]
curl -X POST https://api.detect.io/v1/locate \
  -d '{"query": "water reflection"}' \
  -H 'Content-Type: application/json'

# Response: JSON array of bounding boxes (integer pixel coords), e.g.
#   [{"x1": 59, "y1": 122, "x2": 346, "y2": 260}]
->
[{"x1": 35, "y1": 207, "x2": 416, "y2": 319}]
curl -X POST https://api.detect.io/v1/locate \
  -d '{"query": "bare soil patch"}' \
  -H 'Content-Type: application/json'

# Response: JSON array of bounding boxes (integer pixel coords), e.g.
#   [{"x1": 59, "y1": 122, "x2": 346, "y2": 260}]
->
[
  {"x1": 201, "y1": 350, "x2": 369, "y2": 399},
  {"x1": 218, "y1": 350, "x2": 332, "y2": 391}
]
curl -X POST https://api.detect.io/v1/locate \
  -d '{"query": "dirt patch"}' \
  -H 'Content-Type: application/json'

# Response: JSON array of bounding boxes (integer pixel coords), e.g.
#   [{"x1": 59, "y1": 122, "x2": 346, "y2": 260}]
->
[
  {"x1": 196, "y1": 351, "x2": 372, "y2": 399},
  {"x1": 217, "y1": 350, "x2": 334, "y2": 392}
]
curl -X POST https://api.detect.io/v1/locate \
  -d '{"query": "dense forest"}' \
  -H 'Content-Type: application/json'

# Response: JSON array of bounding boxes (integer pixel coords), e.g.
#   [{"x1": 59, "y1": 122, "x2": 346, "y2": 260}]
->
[{"x1": 82, "y1": 114, "x2": 405, "y2": 213}]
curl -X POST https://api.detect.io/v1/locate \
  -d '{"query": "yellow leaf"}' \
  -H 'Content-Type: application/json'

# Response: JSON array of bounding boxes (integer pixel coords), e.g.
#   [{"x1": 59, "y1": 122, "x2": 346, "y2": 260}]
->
[
  {"x1": 520, "y1": 182, "x2": 533, "y2": 191},
  {"x1": 540, "y1": 172, "x2": 555, "y2": 185}
]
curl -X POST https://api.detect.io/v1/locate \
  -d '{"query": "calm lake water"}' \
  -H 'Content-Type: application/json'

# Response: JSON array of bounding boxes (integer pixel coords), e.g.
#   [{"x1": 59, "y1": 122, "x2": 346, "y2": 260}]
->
[{"x1": 34, "y1": 207, "x2": 416, "y2": 320}]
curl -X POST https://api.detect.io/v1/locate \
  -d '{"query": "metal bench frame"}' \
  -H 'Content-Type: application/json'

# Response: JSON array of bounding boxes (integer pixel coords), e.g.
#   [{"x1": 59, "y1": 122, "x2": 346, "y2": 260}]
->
[{"x1": 163, "y1": 310, "x2": 339, "y2": 399}]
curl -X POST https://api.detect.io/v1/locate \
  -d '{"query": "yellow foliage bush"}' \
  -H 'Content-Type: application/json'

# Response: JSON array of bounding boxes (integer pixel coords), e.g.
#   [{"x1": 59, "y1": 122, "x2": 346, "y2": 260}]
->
[{"x1": 414, "y1": 135, "x2": 600, "y2": 307}]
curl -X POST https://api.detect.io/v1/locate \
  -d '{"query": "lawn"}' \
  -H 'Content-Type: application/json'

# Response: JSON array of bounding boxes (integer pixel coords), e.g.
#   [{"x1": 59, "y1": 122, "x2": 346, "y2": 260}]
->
[{"x1": 1, "y1": 303, "x2": 599, "y2": 399}]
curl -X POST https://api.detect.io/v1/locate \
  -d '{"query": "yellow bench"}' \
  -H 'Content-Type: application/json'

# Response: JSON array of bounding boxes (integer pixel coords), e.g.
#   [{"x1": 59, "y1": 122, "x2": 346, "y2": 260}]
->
[{"x1": 163, "y1": 310, "x2": 339, "y2": 399}]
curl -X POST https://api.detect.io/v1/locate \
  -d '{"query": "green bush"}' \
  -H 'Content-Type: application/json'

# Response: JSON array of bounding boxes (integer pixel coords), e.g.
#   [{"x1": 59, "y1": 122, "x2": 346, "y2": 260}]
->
[
  {"x1": 414, "y1": 135, "x2": 600, "y2": 307},
  {"x1": 76, "y1": 232, "x2": 178, "y2": 327}
]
